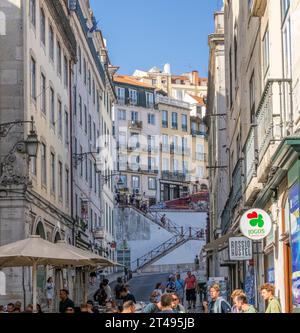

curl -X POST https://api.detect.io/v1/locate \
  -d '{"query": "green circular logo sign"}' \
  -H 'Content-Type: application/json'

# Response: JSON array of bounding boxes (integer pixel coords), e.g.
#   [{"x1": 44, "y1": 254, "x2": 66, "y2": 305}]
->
[{"x1": 240, "y1": 209, "x2": 272, "y2": 240}]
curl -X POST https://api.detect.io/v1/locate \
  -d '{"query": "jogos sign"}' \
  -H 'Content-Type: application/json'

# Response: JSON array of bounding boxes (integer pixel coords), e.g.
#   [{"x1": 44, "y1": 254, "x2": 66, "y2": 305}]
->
[{"x1": 240, "y1": 209, "x2": 272, "y2": 240}]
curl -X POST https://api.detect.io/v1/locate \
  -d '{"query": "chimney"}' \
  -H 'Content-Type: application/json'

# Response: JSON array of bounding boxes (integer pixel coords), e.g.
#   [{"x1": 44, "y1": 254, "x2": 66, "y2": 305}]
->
[{"x1": 192, "y1": 71, "x2": 199, "y2": 86}]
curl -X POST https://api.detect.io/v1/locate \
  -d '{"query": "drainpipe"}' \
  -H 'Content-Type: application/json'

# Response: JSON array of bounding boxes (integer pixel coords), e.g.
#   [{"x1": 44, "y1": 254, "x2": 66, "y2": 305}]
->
[{"x1": 69, "y1": 59, "x2": 75, "y2": 245}]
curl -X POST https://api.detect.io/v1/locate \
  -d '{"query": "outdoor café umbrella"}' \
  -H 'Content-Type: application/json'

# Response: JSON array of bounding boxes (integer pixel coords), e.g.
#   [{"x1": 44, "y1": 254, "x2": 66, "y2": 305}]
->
[
  {"x1": 0, "y1": 235, "x2": 94, "y2": 312},
  {"x1": 56, "y1": 241, "x2": 123, "y2": 302}
]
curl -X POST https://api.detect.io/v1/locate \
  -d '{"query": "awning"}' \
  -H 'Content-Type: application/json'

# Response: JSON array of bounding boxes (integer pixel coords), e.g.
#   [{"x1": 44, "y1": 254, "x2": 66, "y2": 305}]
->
[{"x1": 203, "y1": 232, "x2": 234, "y2": 252}]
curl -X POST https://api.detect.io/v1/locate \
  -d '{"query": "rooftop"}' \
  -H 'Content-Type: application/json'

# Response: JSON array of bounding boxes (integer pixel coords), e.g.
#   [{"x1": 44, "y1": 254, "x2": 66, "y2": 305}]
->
[{"x1": 113, "y1": 75, "x2": 155, "y2": 89}]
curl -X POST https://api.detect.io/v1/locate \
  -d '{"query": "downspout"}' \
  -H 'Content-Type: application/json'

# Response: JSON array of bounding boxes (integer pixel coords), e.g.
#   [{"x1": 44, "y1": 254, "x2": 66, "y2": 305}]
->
[{"x1": 69, "y1": 59, "x2": 75, "y2": 245}]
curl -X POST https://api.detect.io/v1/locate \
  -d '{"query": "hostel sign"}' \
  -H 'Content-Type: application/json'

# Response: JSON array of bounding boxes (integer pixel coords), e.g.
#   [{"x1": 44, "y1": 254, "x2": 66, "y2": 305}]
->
[
  {"x1": 229, "y1": 237, "x2": 252, "y2": 261},
  {"x1": 240, "y1": 209, "x2": 272, "y2": 240}
]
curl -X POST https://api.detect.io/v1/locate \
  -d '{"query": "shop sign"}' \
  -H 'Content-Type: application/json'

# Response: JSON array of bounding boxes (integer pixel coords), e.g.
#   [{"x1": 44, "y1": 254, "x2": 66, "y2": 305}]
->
[
  {"x1": 289, "y1": 183, "x2": 300, "y2": 309},
  {"x1": 240, "y1": 209, "x2": 272, "y2": 240},
  {"x1": 229, "y1": 237, "x2": 252, "y2": 261}
]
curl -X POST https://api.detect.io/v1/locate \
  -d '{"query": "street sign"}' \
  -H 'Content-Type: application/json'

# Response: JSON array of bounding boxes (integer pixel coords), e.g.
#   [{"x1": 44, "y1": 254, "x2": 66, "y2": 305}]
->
[
  {"x1": 240, "y1": 208, "x2": 272, "y2": 240},
  {"x1": 229, "y1": 237, "x2": 252, "y2": 261}
]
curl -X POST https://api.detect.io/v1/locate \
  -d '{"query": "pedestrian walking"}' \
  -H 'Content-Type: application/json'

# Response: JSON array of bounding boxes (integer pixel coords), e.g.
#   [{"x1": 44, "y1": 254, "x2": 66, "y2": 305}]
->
[
  {"x1": 122, "y1": 300, "x2": 136, "y2": 313},
  {"x1": 175, "y1": 274, "x2": 185, "y2": 304},
  {"x1": 231, "y1": 289, "x2": 245, "y2": 313},
  {"x1": 235, "y1": 294, "x2": 257, "y2": 313},
  {"x1": 45, "y1": 276, "x2": 55, "y2": 310},
  {"x1": 166, "y1": 275, "x2": 176, "y2": 293},
  {"x1": 171, "y1": 292, "x2": 186, "y2": 313},
  {"x1": 203, "y1": 284, "x2": 231, "y2": 313},
  {"x1": 160, "y1": 214, "x2": 166, "y2": 227},
  {"x1": 93, "y1": 282, "x2": 107, "y2": 306},
  {"x1": 194, "y1": 255, "x2": 200, "y2": 271},
  {"x1": 59, "y1": 289, "x2": 74, "y2": 314},
  {"x1": 184, "y1": 271, "x2": 197, "y2": 310},
  {"x1": 157, "y1": 294, "x2": 175, "y2": 313},
  {"x1": 260, "y1": 283, "x2": 282, "y2": 313}
]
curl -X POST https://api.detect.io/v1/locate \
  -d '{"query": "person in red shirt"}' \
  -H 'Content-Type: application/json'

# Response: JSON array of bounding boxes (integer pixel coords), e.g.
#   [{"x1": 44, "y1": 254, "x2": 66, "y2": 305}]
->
[{"x1": 184, "y1": 271, "x2": 197, "y2": 310}]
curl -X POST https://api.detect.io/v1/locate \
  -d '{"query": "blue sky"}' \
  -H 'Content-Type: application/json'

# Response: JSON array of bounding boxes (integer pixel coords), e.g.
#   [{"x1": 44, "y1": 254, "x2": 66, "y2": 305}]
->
[{"x1": 90, "y1": 0, "x2": 223, "y2": 78}]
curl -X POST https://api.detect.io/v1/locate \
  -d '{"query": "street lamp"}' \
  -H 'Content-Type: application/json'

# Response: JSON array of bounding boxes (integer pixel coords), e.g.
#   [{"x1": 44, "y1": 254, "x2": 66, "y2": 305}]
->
[{"x1": 23, "y1": 117, "x2": 39, "y2": 158}]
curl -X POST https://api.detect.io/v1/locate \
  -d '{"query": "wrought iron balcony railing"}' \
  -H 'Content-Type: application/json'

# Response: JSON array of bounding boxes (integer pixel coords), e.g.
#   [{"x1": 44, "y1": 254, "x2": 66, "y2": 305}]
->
[
  {"x1": 256, "y1": 79, "x2": 293, "y2": 163},
  {"x1": 243, "y1": 126, "x2": 257, "y2": 186}
]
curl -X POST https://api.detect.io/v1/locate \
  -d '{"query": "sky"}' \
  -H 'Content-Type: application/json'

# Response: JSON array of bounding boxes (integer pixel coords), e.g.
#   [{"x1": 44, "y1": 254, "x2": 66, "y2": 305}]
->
[{"x1": 90, "y1": 0, "x2": 223, "y2": 78}]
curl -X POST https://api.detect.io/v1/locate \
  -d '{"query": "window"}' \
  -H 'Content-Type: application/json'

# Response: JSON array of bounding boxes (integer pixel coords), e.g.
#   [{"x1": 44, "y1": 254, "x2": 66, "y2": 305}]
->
[
  {"x1": 58, "y1": 161, "x2": 63, "y2": 198},
  {"x1": 183, "y1": 161, "x2": 189, "y2": 175},
  {"x1": 116, "y1": 87, "x2": 125, "y2": 103},
  {"x1": 58, "y1": 100, "x2": 62, "y2": 137},
  {"x1": 281, "y1": 0, "x2": 290, "y2": 20},
  {"x1": 234, "y1": 35, "x2": 238, "y2": 82},
  {"x1": 83, "y1": 58, "x2": 87, "y2": 85},
  {"x1": 162, "y1": 158, "x2": 169, "y2": 171},
  {"x1": 89, "y1": 159, "x2": 93, "y2": 189},
  {"x1": 65, "y1": 168, "x2": 69, "y2": 205},
  {"x1": 229, "y1": 47, "x2": 233, "y2": 107},
  {"x1": 88, "y1": 70, "x2": 91, "y2": 94},
  {"x1": 131, "y1": 111, "x2": 138, "y2": 122},
  {"x1": 148, "y1": 177, "x2": 156, "y2": 190},
  {"x1": 85, "y1": 156, "x2": 88, "y2": 182},
  {"x1": 30, "y1": 57, "x2": 36, "y2": 100},
  {"x1": 57, "y1": 41, "x2": 62, "y2": 76},
  {"x1": 146, "y1": 92, "x2": 154, "y2": 108},
  {"x1": 249, "y1": 71, "x2": 255, "y2": 123},
  {"x1": 64, "y1": 56, "x2": 68, "y2": 88},
  {"x1": 148, "y1": 157, "x2": 155, "y2": 171},
  {"x1": 132, "y1": 176, "x2": 140, "y2": 190},
  {"x1": 30, "y1": 0, "x2": 36, "y2": 27},
  {"x1": 80, "y1": 145, "x2": 83, "y2": 177},
  {"x1": 49, "y1": 25, "x2": 54, "y2": 61},
  {"x1": 182, "y1": 114, "x2": 187, "y2": 131},
  {"x1": 79, "y1": 95, "x2": 82, "y2": 126},
  {"x1": 40, "y1": 8, "x2": 45, "y2": 46},
  {"x1": 50, "y1": 152, "x2": 55, "y2": 193},
  {"x1": 41, "y1": 143, "x2": 47, "y2": 185},
  {"x1": 78, "y1": 46, "x2": 82, "y2": 74},
  {"x1": 182, "y1": 137, "x2": 188, "y2": 153},
  {"x1": 162, "y1": 110, "x2": 168, "y2": 128},
  {"x1": 94, "y1": 164, "x2": 97, "y2": 193},
  {"x1": 172, "y1": 112, "x2": 178, "y2": 129},
  {"x1": 129, "y1": 89, "x2": 138, "y2": 105},
  {"x1": 40, "y1": 73, "x2": 46, "y2": 114},
  {"x1": 263, "y1": 28, "x2": 270, "y2": 74},
  {"x1": 84, "y1": 105, "x2": 87, "y2": 133},
  {"x1": 49, "y1": 87, "x2": 55, "y2": 126},
  {"x1": 92, "y1": 80, "x2": 95, "y2": 104},
  {"x1": 118, "y1": 109, "x2": 126, "y2": 121},
  {"x1": 88, "y1": 114, "x2": 92, "y2": 141},
  {"x1": 148, "y1": 114, "x2": 155, "y2": 125},
  {"x1": 173, "y1": 159, "x2": 179, "y2": 173},
  {"x1": 65, "y1": 111, "x2": 69, "y2": 146},
  {"x1": 93, "y1": 122, "x2": 96, "y2": 147},
  {"x1": 197, "y1": 166, "x2": 204, "y2": 178},
  {"x1": 282, "y1": 12, "x2": 292, "y2": 78},
  {"x1": 148, "y1": 135, "x2": 155, "y2": 151},
  {"x1": 96, "y1": 90, "x2": 100, "y2": 113},
  {"x1": 162, "y1": 134, "x2": 169, "y2": 150}
]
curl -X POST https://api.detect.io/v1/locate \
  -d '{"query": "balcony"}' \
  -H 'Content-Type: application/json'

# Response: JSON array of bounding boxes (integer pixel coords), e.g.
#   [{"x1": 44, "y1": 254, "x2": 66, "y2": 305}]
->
[
  {"x1": 231, "y1": 159, "x2": 242, "y2": 209},
  {"x1": 256, "y1": 79, "x2": 293, "y2": 182},
  {"x1": 195, "y1": 153, "x2": 207, "y2": 161},
  {"x1": 156, "y1": 95, "x2": 190, "y2": 109},
  {"x1": 161, "y1": 171, "x2": 187, "y2": 182},
  {"x1": 128, "y1": 120, "x2": 143, "y2": 130},
  {"x1": 191, "y1": 129, "x2": 207, "y2": 137},
  {"x1": 243, "y1": 127, "x2": 257, "y2": 186}
]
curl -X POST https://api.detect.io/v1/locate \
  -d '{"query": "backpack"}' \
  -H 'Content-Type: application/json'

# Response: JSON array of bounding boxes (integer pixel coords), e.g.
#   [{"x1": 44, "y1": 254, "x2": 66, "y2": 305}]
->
[{"x1": 213, "y1": 297, "x2": 231, "y2": 313}]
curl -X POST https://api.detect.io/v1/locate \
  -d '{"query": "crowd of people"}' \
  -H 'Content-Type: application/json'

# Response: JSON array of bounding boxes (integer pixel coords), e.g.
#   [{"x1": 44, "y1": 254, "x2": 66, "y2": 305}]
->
[{"x1": 0, "y1": 270, "x2": 282, "y2": 314}]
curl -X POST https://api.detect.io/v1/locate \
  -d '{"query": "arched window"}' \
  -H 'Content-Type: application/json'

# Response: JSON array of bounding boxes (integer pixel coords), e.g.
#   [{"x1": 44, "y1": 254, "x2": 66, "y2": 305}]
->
[
  {"x1": 0, "y1": 11, "x2": 6, "y2": 36},
  {"x1": 0, "y1": 271, "x2": 6, "y2": 295},
  {"x1": 35, "y1": 221, "x2": 46, "y2": 239}
]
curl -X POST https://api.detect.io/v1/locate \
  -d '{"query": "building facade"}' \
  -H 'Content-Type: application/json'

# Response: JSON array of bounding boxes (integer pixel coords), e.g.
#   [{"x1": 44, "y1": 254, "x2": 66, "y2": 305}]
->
[
  {"x1": 113, "y1": 75, "x2": 159, "y2": 205},
  {"x1": 206, "y1": 0, "x2": 300, "y2": 313},
  {"x1": 0, "y1": 0, "x2": 76, "y2": 305}
]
